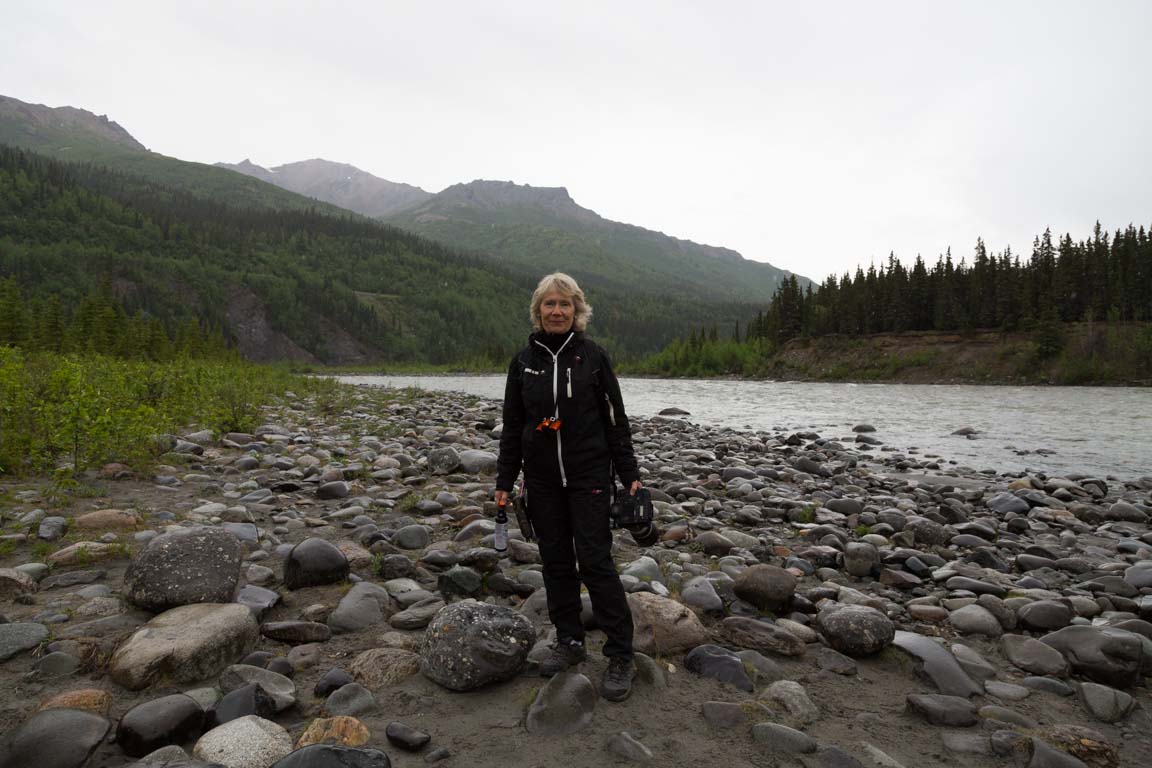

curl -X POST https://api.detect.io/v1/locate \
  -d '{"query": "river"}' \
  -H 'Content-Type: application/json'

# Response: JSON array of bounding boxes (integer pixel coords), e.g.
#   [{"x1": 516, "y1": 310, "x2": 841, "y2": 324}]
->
[{"x1": 335, "y1": 375, "x2": 1152, "y2": 481}]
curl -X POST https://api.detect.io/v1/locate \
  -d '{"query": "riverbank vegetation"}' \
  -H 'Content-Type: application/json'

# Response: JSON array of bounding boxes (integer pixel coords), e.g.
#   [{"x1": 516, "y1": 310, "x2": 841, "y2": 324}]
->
[{"x1": 0, "y1": 350, "x2": 319, "y2": 476}]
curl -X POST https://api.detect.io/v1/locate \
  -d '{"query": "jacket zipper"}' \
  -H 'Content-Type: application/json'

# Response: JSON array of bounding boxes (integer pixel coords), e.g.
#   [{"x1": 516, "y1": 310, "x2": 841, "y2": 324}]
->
[{"x1": 533, "y1": 332, "x2": 574, "y2": 487}]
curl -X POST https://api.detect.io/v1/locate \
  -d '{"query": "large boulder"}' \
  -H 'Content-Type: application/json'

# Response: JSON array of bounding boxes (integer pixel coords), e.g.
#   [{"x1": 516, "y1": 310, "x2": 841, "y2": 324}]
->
[
  {"x1": 1040, "y1": 625, "x2": 1145, "y2": 688},
  {"x1": 125, "y1": 527, "x2": 244, "y2": 612},
  {"x1": 109, "y1": 603, "x2": 259, "y2": 690},
  {"x1": 627, "y1": 592, "x2": 709, "y2": 655},
  {"x1": 732, "y1": 565, "x2": 796, "y2": 613},
  {"x1": 284, "y1": 538, "x2": 349, "y2": 590},
  {"x1": 420, "y1": 601, "x2": 535, "y2": 691}
]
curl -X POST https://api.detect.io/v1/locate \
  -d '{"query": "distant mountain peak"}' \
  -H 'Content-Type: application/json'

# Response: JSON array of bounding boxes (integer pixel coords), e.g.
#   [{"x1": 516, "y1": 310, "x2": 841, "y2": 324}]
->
[
  {"x1": 432, "y1": 179, "x2": 601, "y2": 224},
  {"x1": 216, "y1": 157, "x2": 432, "y2": 218}
]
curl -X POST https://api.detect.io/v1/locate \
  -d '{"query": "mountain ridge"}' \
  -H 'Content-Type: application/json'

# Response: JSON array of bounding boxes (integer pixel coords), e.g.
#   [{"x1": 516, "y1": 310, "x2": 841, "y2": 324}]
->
[
  {"x1": 0, "y1": 92, "x2": 799, "y2": 361},
  {"x1": 217, "y1": 157, "x2": 433, "y2": 218}
]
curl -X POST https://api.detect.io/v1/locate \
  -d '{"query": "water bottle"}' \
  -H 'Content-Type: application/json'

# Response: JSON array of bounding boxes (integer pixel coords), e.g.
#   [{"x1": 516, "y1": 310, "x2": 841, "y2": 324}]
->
[{"x1": 494, "y1": 499, "x2": 508, "y2": 554}]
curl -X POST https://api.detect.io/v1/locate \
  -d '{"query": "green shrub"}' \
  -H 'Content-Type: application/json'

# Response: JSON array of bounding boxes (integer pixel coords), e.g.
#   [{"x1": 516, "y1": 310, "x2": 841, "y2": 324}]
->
[{"x1": 0, "y1": 349, "x2": 320, "y2": 475}]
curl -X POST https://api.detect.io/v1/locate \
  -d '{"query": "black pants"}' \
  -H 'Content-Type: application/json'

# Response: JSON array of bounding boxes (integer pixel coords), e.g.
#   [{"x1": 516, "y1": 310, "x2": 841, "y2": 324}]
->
[{"x1": 527, "y1": 477, "x2": 634, "y2": 659}]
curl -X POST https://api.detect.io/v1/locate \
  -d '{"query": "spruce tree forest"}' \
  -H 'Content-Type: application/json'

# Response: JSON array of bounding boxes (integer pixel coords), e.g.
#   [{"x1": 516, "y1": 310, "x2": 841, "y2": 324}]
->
[{"x1": 638, "y1": 225, "x2": 1152, "y2": 382}]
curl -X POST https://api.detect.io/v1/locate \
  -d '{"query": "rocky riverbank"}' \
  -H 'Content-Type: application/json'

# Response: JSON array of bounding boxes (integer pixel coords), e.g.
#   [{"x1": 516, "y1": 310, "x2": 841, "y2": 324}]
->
[{"x1": 0, "y1": 384, "x2": 1150, "y2": 768}]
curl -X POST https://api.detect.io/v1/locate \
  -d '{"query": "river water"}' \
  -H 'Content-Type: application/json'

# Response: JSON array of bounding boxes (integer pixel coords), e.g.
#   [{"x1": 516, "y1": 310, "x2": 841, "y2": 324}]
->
[{"x1": 335, "y1": 375, "x2": 1152, "y2": 481}]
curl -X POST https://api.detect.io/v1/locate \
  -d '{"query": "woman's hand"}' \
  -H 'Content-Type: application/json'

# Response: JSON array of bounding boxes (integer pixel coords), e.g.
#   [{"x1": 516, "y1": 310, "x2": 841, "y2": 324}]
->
[
  {"x1": 629, "y1": 480, "x2": 642, "y2": 496},
  {"x1": 495, "y1": 489, "x2": 510, "y2": 506}
]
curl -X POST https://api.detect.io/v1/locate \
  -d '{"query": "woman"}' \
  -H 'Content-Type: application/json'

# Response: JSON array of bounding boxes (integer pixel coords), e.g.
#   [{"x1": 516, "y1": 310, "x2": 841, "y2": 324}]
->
[{"x1": 495, "y1": 272, "x2": 642, "y2": 702}]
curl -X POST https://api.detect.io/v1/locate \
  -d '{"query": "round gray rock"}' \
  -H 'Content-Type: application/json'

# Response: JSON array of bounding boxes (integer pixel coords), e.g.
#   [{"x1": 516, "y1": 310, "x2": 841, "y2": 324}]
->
[
  {"x1": 0, "y1": 708, "x2": 110, "y2": 768},
  {"x1": 283, "y1": 538, "x2": 349, "y2": 590},
  {"x1": 420, "y1": 600, "x2": 534, "y2": 690},
  {"x1": 819, "y1": 605, "x2": 894, "y2": 657},
  {"x1": 732, "y1": 564, "x2": 796, "y2": 613},
  {"x1": 125, "y1": 528, "x2": 244, "y2": 612}
]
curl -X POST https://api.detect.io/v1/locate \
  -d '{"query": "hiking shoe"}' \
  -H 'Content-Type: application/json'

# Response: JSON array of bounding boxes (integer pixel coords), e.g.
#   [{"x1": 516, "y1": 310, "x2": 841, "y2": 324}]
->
[
  {"x1": 539, "y1": 639, "x2": 587, "y2": 677},
  {"x1": 601, "y1": 656, "x2": 635, "y2": 702}
]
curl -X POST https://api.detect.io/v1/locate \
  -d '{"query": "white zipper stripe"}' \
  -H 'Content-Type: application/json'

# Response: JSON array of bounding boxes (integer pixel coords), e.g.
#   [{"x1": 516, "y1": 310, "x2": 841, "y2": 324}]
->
[{"x1": 532, "y1": 332, "x2": 574, "y2": 487}]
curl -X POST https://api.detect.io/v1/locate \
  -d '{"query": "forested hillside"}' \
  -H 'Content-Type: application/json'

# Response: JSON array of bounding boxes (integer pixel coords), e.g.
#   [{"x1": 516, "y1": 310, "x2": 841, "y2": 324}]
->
[
  {"x1": 0, "y1": 146, "x2": 765, "y2": 363},
  {"x1": 386, "y1": 180, "x2": 801, "y2": 305},
  {"x1": 0, "y1": 146, "x2": 533, "y2": 364},
  {"x1": 752, "y1": 226, "x2": 1152, "y2": 342}
]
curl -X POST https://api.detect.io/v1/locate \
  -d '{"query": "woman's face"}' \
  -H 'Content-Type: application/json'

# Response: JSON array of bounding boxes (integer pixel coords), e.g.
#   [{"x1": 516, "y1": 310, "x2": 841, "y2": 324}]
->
[{"x1": 539, "y1": 291, "x2": 575, "y2": 334}]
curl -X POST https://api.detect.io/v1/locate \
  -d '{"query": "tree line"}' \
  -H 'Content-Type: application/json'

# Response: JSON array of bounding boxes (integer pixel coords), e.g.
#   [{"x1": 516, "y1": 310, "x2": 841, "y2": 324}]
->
[
  {"x1": 639, "y1": 221, "x2": 1152, "y2": 379},
  {"x1": 747, "y1": 224, "x2": 1152, "y2": 345}
]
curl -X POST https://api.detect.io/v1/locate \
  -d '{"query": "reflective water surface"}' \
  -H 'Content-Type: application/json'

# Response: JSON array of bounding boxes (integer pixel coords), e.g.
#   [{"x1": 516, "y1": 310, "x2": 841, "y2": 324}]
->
[{"x1": 336, "y1": 375, "x2": 1152, "y2": 480}]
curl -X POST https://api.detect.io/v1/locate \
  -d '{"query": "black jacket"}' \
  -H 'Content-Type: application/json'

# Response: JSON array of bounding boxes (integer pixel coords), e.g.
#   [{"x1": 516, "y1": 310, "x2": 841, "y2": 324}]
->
[{"x1": 496, "y1": 331, "x2": 639, "y2": 491}]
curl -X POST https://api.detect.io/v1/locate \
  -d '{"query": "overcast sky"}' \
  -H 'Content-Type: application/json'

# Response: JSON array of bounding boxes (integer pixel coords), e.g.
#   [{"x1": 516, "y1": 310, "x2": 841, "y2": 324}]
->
[{"x1": 5, "y1": 1, "x2": 1151, "y2": 281}]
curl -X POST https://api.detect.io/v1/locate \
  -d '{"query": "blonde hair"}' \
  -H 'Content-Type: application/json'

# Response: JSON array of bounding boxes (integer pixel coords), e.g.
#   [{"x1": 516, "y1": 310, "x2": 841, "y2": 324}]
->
[{"x1": 530, "y1": 272, "x2": 592, "y2": 332}]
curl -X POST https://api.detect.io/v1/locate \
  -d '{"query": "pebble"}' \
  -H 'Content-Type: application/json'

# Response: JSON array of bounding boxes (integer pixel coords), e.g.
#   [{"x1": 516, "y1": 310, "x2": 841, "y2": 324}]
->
[
  {"x1": 605, "y1": 732, "x2": 654, "y2": 762},
  {"x1": 385, "y1": 721, "x2": 431, "y2": 751}
]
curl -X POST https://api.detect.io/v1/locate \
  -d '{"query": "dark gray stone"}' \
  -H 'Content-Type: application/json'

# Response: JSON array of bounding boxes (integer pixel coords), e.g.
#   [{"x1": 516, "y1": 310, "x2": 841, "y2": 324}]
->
[
  {"x1": 722, "y1": 616, "x2": 806, "y2": 656},
  {"x1": 328, "y1": 582, "x2": 394, "y2": 634},
  {"x1": 1079, "y1": 682, "x2": 1135, "y2": 723},
  {"x1": 525, "y1": 672, "x2": 596, "y2": 736},
  {"x1": 235, "y1": 585, "x2": 280, "y2": 619},
  {"x1": 1001, "y1": 634, "x2": 1069, "y2": 676},
  {"x1": 124, "y1": 528, "x2": 243, "y2": 612},
  {"x1": 324, "y1": 682, "x2": 378, "y2": 717},
  {"x1": 385, "y1": 721, "x2": 430, "y2": 751},
  {"x1": 1018, "y1": 600, "x2": 1074, "y2": 632},
  {"x1": 314, "y1": 667, "x2": 355, "y2": 697},
  {"x1": 892, "y1": 631, "x2": 982, "y2": 697},
  {"x1": 683, "y1": 644, "x2": 754, "y2": 691},
  {"x1": 1039, "y1": 625, "x2": 1144, "y2": 688},
  {"x1": 819, "y1": 605, "x2": 894, "y2": 657},
  {"x1": 750, "y1": 722, "x2": 818, "y2": 753},
  {"x1": 208, "y1": 683, "x2": 276, "y2": 729},
  {"x1": 270, "y1": 745, "x2": 392, "y2": 768},
  {"x1": 118, "y1": 694, "x2": 205, "y2": 757},
  {"x1": 0, "y1": 708, "x2": 110, "y2": 768},
  {"x1": 0, "y1": 622, "x2": 48, "y2": 661},
  {"x1": 284, "y1": 538, "x2": 349, "y2": 589},
  {"x1": 436, "y1": 565, "x2": 483, "y2": 598},
  {"x1": 732, "y1": 564, "x2": 796, "y2": 612},
  {"x1": 260, "y1": 621, "x2": 331, "y2": 644},
  {"x1": 906, "y1": 693, "x2": 978, "y2": 726},
  {"x1": 419, "y1": 601, "x2": 534, "y2": 690}
]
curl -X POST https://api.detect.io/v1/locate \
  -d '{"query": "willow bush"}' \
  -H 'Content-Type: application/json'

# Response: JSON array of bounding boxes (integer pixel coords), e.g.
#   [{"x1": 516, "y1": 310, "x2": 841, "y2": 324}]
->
[{"x1": 0, "y1": 350, "x2": 308, "y2": 474}]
